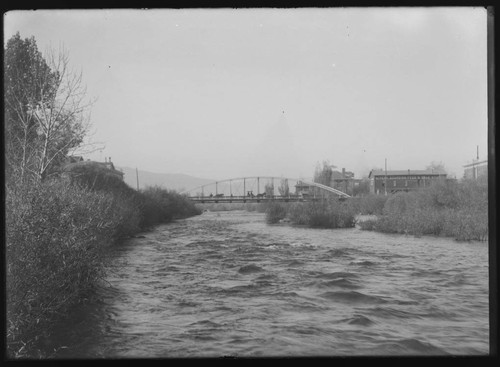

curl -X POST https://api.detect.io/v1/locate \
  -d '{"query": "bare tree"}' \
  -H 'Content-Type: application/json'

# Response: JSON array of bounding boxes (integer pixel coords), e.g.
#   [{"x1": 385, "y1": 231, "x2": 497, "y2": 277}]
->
[
  {"x1": 278, "y1": 178, "x2": 290, "y2": 197},
  {"x1": 314, "y1": 160, "x2": 336, "y2": 187},
  {"x1": 29, "y1": 46, "x2": 97, "y2": 181},
  {"x1": 4, "y1": 33, "x2": 99, "y2": 183},
  {"x1": 4, "y1": 34, "x2": 54, "y2": 183},
  {"x1": 265, "y1": 182, "x2": 274, "y2": 197}
]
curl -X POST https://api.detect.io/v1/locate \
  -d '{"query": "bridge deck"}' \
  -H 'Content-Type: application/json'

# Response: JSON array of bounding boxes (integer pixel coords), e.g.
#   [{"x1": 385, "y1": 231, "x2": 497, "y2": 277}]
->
[{"x1": 188, "y1": 195, "x2": 321, "y2": 203}]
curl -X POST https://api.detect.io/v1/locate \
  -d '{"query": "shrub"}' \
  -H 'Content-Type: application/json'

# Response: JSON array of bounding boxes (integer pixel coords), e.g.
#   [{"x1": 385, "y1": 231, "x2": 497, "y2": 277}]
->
[
  {"x1": 140, "y1": 186, "x2": 201, "y2": 228},
  {"x1": 442, "y1": 207, "x2": 488, "y2": 241},
  {"x1": 370, "y1": 178, "x2": 488, "y2": 241},
  {"x1": 287, "y1": 202, "x2": 310, "y2": 225},
  {"x1": 195, "y1": 202, "x2": 265, "y2": 212},
  {"x1": 350, "y1": 194, "x2": 388, "y2": 215},
  {"x1": 265, "y1": 202, "x2": 288, "y2": 224},
  {"x1": 357, "y1": 219, "x2": 378, "y2": 231},
  {"x1": 6, "y1": 179, "x2": 117, "y2": 357},
  {"x1": 287, "y1": 200, "x2": 356, "y2": 229},
  {"x1": 6, "y1": 169, "x2": 202, "y2": 358},
  {"x1": 405, "y1": 207, "x2": 445, "y2": 237}
]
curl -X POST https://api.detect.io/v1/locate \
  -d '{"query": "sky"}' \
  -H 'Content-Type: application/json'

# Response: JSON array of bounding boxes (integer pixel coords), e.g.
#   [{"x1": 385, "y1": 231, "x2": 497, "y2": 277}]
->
[{"x1": 4, "y1": 8, "x2": 488, "y2": 181}]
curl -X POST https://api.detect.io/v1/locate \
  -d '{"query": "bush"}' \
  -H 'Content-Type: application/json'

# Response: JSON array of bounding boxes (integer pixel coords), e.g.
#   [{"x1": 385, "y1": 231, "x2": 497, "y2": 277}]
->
[
  {"x1": 368, "y1": 178, "x2": 488, "y2": 241},
  {"x1": 265, "y1": 202, "x2": 288, "y2": 224},
  {"x1": 66, "y1": 162, "x2": 144, "y2": 237},
  {"x1": 194, "y1": 202, "x2": 265, "y2": 212},
  {"x1": 6, "y1": 179, "x2": 118, "y2": 357},
  {"x1": 357, "y1": 219, "x2": 378, "y2": 231},
  {"x1": 6, "y1": 169, "x2": 202, "y2": 358},
  {"x1": 287, "y1": 199, "x2": 356, "y2": 229},
  {"x1": 139, "y1": 186, "x2": 201, "y2": 228},
  {"x1": 442, "y1": 207, "x2": 488, "y2": 241},
  {"x1": 287, "y1": 202, "x2": 310, "y2": 225},
  {"x1": 349, "y1": 194, "x2": 388, "y2": 215}
]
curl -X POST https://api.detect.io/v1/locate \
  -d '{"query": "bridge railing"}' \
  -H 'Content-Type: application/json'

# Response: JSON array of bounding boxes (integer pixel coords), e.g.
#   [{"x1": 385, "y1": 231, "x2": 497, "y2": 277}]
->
[{"x1": 186, "y1": 194, "x2": 330, "y2": 203}]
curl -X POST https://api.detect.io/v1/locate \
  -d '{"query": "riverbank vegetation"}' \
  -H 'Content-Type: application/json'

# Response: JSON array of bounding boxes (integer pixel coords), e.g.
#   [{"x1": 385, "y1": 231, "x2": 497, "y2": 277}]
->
[
  {"x1": 195, "y1": 202, "x2": 266, "y2": 213},
  {"x1": 358, "y1": 177, "x2": 488, "y2": 241},
  {"x1": 262, "y1": 176, "x2": 487, "y2": 242},
  {"x1": 5, "y1": 33, "x2": 200, "y2": 358},
  {"x1": 7, "y1": 168, "x2": 201, "y2": 358},
  {"x1": 265, "y1": 199, "x2": 357, "y2": 228}
]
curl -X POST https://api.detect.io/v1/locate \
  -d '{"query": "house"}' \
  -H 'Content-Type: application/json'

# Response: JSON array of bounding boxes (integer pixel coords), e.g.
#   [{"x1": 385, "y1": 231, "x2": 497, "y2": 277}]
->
[
  {"x1": 463, "y1": 159, "x2": 487, "y2": 180},
  {"x1": 368, "y1": 169, "x2": 447, "y2": 195},
  {"x1": 63, "y1": 156, "x2": 125, "y2": 181},
  {"x1": 66, "y1": 155, "x2": 84, "y2": 164},
  {"x1": 330, "y1": 168, "x2": 355, "y2": 196},
  {"x1": 295, "y1": 168, "x2": 357, "y2": 196},
  {"x1": 295, "y1": 181, "x2": 315, "y2": 197}
]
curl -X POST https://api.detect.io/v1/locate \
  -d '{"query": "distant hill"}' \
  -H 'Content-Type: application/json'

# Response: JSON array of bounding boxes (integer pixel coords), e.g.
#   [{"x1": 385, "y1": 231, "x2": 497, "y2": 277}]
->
[{"x1": 117, "y1": 167, "x2": 214, "y2": 192}]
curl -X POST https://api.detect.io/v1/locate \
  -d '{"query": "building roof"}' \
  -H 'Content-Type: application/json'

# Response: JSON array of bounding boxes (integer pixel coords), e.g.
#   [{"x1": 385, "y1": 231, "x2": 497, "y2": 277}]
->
[
  {"x1": 64, "y1": 160, "x2": 124, "y2": 176},
  {"x1": 369, "y1": 169, "x2": 447, "y2": 178},
  {"x1": 463, "y1": 159, "x2": 487, "y2": 168},
  {"x1": 66, "y1": 155, "x2": 84, "y2": 163},
  {"x1": 332, "y1": 170, "x2": 354, "y2": 179}
]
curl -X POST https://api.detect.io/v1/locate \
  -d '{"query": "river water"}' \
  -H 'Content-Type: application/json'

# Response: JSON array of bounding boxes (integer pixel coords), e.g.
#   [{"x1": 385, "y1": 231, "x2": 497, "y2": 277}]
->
[{"x1": 48, "y1": 210, "x2": 489, "y2": 358}]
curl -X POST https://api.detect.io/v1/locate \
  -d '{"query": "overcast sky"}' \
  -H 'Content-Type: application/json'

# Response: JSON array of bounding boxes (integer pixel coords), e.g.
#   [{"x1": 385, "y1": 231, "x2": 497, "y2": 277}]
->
[{"x1": 4, "y1": 8, "x2": 488, "y2": 180}]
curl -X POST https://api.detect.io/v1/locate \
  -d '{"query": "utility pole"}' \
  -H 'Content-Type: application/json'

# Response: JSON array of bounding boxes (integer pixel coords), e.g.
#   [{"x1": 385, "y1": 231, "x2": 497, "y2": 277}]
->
[{"x1": 136, "y1": 167, "x2": 140, "y2": 191}]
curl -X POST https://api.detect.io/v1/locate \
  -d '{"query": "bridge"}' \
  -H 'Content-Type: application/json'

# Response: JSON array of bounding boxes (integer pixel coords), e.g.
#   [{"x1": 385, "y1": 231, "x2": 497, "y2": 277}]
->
[{"x1": 180, "y1": 176, "x2": 351, "y2": 203}]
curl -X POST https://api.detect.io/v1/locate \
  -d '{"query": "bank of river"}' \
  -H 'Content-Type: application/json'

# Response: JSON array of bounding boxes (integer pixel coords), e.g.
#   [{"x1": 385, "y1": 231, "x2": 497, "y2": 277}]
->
[{"x1": 47, "y1": 210, "x2": 489, "y2": 357}]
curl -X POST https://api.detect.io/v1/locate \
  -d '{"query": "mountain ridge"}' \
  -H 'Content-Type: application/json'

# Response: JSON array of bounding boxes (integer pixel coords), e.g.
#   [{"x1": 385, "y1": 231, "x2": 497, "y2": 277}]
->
[{"x1": 117, "y1": 166, "x2": 215, "y2": 192}]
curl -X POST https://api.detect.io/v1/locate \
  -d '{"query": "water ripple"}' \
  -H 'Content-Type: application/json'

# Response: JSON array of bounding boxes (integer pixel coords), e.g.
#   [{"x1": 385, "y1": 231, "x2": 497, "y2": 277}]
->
[{"x1": 47, "y1": 211, "x2": 489, "y2": 358}]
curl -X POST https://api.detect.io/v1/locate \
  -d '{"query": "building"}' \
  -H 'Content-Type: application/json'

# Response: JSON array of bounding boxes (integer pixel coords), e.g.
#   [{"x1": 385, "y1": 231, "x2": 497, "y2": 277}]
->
[
  {"x1": 63, "y1": 156, "x2": 125, "y2": 181},
  {"x1": 295, "y1": 168, "x2": 357, "y2": 197},
  {"x1": 295, "y1": 181, "x2": 316, "y2": 197},
  {"x1": 66, "y1": 155, "x2": 84, "y2": 164},
  {"x1": 368, "y1": 169, "x2": 447, "y2": 195},
  {"x1": 330, "y1": 168, "x2": 355, "y2": 196},
  {"x1": 463, "y1": 159, "x2": 487, "y2": 180}
]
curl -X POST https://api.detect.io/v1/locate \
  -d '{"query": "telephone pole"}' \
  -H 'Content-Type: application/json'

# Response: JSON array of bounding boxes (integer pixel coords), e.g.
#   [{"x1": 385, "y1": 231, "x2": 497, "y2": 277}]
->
[
  {"x1": 384, "y1": 158, "x2": 388, "y2": 196},
  {"x1": 136, "y1": 167, "x2": 140, "y2": 191}
]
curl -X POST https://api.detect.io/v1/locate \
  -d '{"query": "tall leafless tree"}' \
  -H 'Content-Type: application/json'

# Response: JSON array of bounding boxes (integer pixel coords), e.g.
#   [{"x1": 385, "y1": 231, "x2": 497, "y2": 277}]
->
[
  {"x1": 278, "y1": 178, "x2": 290, "y2": 197},
  {"x1": 5, "y1": 34, "x2": 100, "y2": 183}
]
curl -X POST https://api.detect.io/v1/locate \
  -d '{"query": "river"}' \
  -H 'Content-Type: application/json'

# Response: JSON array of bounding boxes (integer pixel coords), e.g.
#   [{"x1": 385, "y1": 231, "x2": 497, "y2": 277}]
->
[{"x1": 47, "y1": 210, "x2": 489, "y2": 358}]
